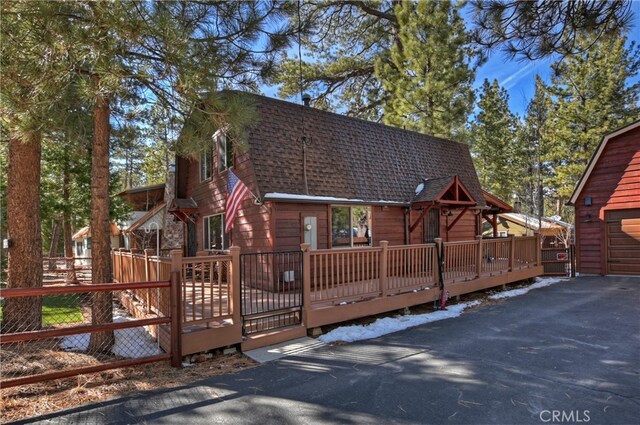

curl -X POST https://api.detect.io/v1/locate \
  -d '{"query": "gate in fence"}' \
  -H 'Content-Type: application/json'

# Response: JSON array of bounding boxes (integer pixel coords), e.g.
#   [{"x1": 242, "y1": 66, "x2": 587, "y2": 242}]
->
[
  {"x1": 240, "y1": 250, "x2": 303, "y2": 335},
  {"x1": 542, "y1": 245, "x2": 575, "y2": 277}
]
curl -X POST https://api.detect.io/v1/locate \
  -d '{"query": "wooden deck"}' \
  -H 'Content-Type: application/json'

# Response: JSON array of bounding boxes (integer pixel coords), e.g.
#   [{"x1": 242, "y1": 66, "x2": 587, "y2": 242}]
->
[{"x1": 112, "y1": 235, "x2": 543, "y2": 354}]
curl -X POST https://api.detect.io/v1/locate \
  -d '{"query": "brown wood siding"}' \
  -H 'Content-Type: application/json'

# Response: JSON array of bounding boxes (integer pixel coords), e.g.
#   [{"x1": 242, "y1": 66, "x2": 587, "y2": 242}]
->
[
  {"x1": 443, "y1": 209, "x2": 478, "y2": 242},
  {"x1": 373, "y1": 206, "x2": 406, "y2": 246},
  {"x1": 273, "y1": 203, "x2": 329, "y2": 251},
  {"x1": 184, "y1": 149, "x2": 272, "y2": 254},
  {"x1": 575, "y1": 127, "x2": 640, "y2": 275}
]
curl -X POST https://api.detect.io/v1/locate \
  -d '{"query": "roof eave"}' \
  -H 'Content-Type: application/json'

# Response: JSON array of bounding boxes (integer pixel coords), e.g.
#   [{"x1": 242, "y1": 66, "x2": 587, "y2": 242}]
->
[{"x1": 568, "y1": 120, "x2": 640, "y2": 205}]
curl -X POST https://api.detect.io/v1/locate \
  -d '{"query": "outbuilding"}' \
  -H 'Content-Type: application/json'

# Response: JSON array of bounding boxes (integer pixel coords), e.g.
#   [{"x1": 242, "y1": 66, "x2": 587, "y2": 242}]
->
[{"x1": 568, "y1": 120, "x2": 640, "y2": 275}]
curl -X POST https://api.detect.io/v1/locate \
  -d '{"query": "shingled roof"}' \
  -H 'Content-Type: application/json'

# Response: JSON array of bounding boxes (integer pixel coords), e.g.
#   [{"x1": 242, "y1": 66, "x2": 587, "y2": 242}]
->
[{"x1": 235, "y1": 92, "x2": 486, "y2": 208}]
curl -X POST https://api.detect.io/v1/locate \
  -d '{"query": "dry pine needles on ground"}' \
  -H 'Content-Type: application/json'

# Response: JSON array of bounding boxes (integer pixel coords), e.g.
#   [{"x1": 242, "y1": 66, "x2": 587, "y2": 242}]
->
[{"x1": 0, "y1": 352, "x2": 256, "y2": 424}]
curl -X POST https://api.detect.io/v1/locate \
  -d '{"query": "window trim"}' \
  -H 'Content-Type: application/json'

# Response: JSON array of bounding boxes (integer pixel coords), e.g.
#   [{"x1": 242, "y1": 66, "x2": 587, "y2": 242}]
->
[
  {"x1": 216, "y1": 131, "x2": 233, "y2": 173},
  {"x1": 203, "y1": 213, "x2": 229, "y2": 251},
  {"x1": 200, "y1": 148, "x2": 212, "y2": 182},
  {"x1": 330, "y1": 205, "x2": 372, "y2": 248}
]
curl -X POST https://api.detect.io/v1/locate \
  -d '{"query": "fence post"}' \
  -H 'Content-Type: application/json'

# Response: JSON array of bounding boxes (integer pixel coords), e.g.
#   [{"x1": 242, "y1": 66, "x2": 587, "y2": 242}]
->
[
  {"x1": 170, "y1": 249, "x2": 183, "y2": 274},
  {"x1": 229, "y1": 246, "x2": 242, "y2": 328},
  {"x1": 535, "y1": 233, "x2": 542, "y2": 266},
  {"x1": 379, "y1": 241, "x2": 388, "y2": 297},
  {"x1": 509, "y1": 237, "x2": 515, "y2": 271},
  {"x1": 476, "y1": 235, "x2": 483, "y2": 278},
  {"x1": 170, "y1": 270, "x2": 183, "y2": 368},
  {"x1": 117, "y1": 248, "x2": 125, "y2": 282},
  {"x1": 144, "y1": 249, "x2": 153, "y2": 281},
  {"x1": 300, "y1": 243, "x2": 311, "y2": 327}
]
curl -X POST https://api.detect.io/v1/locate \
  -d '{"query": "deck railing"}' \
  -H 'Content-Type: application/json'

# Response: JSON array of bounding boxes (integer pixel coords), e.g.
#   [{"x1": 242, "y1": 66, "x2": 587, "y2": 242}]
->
[
  {"x1": 309, "y1": 247, "x2": 382, "y2": 305},
  {"x1": 109, "y1": 235, "x2": 540, "y2": 356},
  {"x1": 443, "y1": 240, "x2": 479, "y2": 282},
  {"x1": 387, "y1": 243, "x2": 437, "y2": 294},
  {"x1": 180, "y1": 254, "x2": 233, "y2": 325}
]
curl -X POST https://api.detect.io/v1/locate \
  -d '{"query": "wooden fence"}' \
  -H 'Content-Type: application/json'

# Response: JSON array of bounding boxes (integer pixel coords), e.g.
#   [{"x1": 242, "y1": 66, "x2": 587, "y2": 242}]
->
[{"x1": 0, "y1": 275, "x2": 182, "y2": 389}]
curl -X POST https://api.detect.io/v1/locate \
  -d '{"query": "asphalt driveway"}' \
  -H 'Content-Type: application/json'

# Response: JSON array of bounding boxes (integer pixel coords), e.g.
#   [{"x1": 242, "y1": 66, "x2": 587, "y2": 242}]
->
[{"x1": 19, "y1": 276, "x2": 640, "y2": 425}]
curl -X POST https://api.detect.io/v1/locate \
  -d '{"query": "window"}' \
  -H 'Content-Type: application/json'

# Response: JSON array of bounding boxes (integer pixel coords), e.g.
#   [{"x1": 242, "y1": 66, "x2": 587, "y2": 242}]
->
[
  {"x1": 331, "y1": 206, "x2": 372, "y2": 248},
  {"x1": 498, "y1": 231, "x2": 508, "y2": 237},
  {"x1": 203, "y1": 214, "x2": 229, "y2": 250},
  {"x1": 217, "y1": 133, "x2": 233, "y2": 172},
  {"x1": 200, "y1": 149, "x2": 212, "y2": 181}
]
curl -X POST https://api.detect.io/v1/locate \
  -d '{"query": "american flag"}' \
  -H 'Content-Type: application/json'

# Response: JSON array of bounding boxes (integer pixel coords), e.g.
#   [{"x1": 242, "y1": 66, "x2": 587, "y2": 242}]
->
[{"x1": 225, "y1": 169, "x2": 250, "y2": 234}]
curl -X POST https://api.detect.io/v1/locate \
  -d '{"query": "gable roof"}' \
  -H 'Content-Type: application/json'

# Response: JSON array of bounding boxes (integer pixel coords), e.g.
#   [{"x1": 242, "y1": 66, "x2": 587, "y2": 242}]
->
[
  {"x1": 234, "y1": 92, "x2": 486, "y2": 208},
  {"x1": 412, "y1": 175, "x2": 476, "y2": 205},
  {"x1": 568, "y1": 120, "x2": 640, "y2": 205}
]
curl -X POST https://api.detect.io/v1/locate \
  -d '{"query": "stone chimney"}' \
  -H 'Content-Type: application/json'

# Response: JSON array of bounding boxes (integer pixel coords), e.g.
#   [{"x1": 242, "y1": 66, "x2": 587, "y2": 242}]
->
[{"x1": 162, "y1": 163, "x2": 184, "y2": 250}]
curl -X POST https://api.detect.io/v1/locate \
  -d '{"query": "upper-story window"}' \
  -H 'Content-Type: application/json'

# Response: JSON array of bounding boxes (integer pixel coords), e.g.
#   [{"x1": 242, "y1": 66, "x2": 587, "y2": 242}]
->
[
  {"x1": 200, "y1": 148, "x2": 212, "y2": 181},
  {"x1": 217, "y1": 133, "x2": 233, "y2": 172},
  {"x1": 331, "y1": 206, "x2": 372, "y2": 248}
]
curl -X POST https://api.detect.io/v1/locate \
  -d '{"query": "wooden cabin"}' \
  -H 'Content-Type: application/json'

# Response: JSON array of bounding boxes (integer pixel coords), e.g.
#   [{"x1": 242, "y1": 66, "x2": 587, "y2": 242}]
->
[
  {"x1": 484, "y1": 212, "x2": 573, "y2": 248},
  {"x1": 171, "y1": 92, "x2": 488, "y2": 256},
  {"x1": 568, "y1": 120, "x2": 640, "y2": 276}
]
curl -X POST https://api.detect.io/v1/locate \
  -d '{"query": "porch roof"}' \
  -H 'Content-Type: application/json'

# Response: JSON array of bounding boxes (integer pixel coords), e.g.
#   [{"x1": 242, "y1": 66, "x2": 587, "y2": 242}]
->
[
  {"x1": 411, "y1": 175, "x2": 477, "y2": 207},
  {"x1": 168, "y1": 197, "x2": 198, "y2": 223}
]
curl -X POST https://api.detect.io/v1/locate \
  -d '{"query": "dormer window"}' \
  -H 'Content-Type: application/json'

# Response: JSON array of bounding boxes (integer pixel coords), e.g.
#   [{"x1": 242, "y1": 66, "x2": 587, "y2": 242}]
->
[
  {"x1": 200, "y1": 148, "x2": 212, "y2": 181},
  {"x1": 217, "y1": 133, "x2": 233, "y2": 172}
]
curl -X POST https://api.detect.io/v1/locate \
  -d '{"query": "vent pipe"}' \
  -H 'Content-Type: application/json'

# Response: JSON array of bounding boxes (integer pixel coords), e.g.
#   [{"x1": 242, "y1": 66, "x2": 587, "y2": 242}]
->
[{"x1": 302, "y1": 93, "x2": 311, "y2": 107}]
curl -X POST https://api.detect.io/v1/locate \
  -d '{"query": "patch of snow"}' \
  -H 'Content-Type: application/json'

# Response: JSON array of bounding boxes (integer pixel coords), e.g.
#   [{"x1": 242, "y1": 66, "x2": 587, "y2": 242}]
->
[
  {"x1": 415, "y1": 182, "x2": 424, "y2": 195},
  {"x1": 60, "y1": 313, "x2": 163, "y2": 359},
  {"x1": 489, "y1": 277, "x2": 564, "y2": 300},
  {"x1": 263, "y1": 193, "x2": 405, "y2": 205},
  {"x1": 319, "y1": 300, "x2": 481, "y2": 344}
]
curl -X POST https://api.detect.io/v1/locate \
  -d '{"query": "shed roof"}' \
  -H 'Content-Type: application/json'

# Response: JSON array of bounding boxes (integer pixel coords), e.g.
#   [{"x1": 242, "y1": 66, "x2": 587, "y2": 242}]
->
[{"x1": 227, "y1": 92, "x2": 486, "y2": 208}]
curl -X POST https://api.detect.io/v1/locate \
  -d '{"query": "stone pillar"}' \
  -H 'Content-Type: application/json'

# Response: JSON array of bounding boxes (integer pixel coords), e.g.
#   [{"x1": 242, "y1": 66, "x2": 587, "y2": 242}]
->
[{"x1": 162, "y1": 165, "x2": 184, "y2": 250}]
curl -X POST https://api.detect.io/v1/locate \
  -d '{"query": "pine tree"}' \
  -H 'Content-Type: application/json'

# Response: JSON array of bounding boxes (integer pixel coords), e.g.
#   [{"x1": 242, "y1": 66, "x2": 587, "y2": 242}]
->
[
  {"x1": 543, "y1": 32, "x2": 640, "y2": 218},
  {"x1": 470, "y1": 79, "x2": 518, "y2": 202},
  {"x1": 513, "y1": 76, "x2": 552, "y2": 225},
  {"x1": 377, "y1": 0, "x2": 478, "y2": 139}
]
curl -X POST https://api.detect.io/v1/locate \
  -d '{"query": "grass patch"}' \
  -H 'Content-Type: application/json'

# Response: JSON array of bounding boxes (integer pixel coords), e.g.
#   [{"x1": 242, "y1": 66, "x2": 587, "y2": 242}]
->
[{"x1": 0, "y1": 294, "x2": 83, "y2": 326}]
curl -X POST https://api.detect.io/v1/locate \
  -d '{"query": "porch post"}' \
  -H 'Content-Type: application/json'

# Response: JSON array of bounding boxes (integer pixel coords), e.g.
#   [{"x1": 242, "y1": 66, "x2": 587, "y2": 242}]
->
[
  {"x1": 170, "y1": 270, "x2": 183, "y2": 368},
  {"x1": 434, "y1": 238, "x2": 443, "y2": 288},
  {"x1": 300, "y1": 243, "x2": 311, "y2": 327},
  {"x1": 170, "y1": 249, "x2": 183, "y2": 274},
  {"x1": 476, "y1": 235, "x2": 483, "y2": 278},
  {"x1": 509, "y1": 237, "x2": 515, "y2": 271},
  {"x1": 535, "y1": 232, "x2": 542, "y2": 266},
  {"x1": 229, "y1": 246, "x2": 242, "y2": 328},
  {"x1": 380, "y1": 241, "x2": 389, "y2": 297}
]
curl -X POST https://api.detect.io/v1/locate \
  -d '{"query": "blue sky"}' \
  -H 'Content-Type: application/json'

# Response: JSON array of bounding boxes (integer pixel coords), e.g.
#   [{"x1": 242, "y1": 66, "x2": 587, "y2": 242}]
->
[
  {"x1": 263, "y1": 2, "x2": 640, "y2": 118},
  {"x1": 474, "y1": 0, "x2": 640, "y2": 116}
]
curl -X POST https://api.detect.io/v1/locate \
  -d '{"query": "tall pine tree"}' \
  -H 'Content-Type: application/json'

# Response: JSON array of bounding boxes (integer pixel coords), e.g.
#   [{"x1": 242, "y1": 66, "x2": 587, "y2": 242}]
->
[
  {"x1": 544, "y1": 32, "x2": 640, "y2": 218},
  {"x1": 377, "y1": 0, "x2": 478, "y2": 139},
  {"x1": 513, "y1": 76, "x2": 552, "y2": 225},
  {"x1": 470, "y1": 79, "x2": 518, "y2": 202}
]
